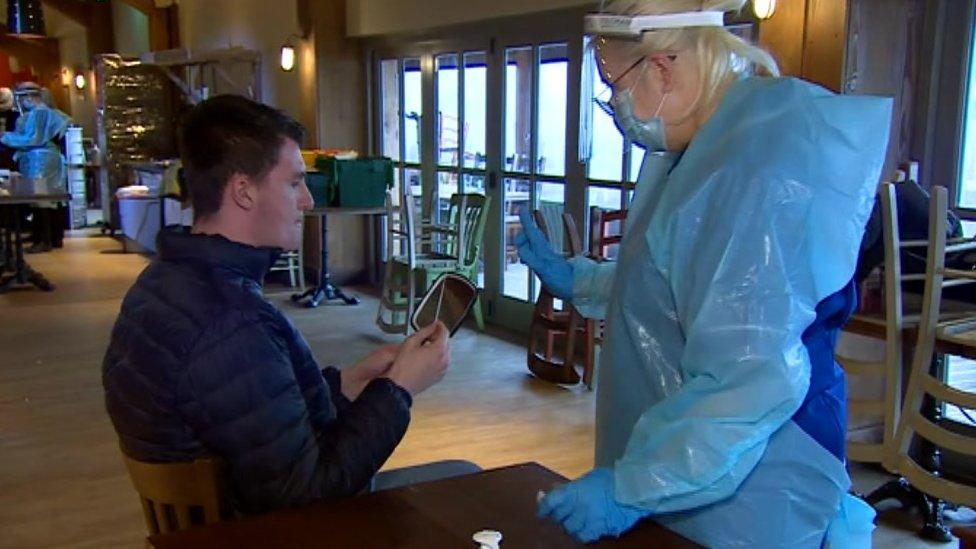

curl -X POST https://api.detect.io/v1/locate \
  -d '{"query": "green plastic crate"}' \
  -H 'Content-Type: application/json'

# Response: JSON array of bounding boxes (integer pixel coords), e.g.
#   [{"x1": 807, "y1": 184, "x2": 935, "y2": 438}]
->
[
  {"x1": 312, "y1": 156, "x2": 393, "y2": 208},
  {"x1": 306, "y1": 172, "x2": 330, "y2": 208}
]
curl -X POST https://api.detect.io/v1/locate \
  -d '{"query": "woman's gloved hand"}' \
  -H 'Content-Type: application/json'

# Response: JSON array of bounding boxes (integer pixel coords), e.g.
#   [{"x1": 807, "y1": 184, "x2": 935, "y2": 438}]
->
[
  {"x1": 514, "y1": 209, "x2": 573, "y2": 300},
  {"x1": 538, "y1": 468, "x2": 647, "y2": 543}
]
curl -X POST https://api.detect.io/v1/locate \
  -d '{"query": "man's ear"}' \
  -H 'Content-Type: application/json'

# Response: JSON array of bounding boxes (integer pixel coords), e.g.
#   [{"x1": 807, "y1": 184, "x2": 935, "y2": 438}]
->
[{"x1": 227, "y1": 173, "x2": 256, "y2": 211}]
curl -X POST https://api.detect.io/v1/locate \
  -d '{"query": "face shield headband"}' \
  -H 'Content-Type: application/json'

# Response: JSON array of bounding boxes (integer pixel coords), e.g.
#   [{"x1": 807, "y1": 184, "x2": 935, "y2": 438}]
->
[{"x1": 583, "y1": 11, "x2": 725, "y2": 38}]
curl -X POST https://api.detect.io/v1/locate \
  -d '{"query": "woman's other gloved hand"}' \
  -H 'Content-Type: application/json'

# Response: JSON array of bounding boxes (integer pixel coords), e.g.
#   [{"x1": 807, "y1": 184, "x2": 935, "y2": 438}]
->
[{"x1": 514, "y1": 208, "x2": 573, "y2": 301}]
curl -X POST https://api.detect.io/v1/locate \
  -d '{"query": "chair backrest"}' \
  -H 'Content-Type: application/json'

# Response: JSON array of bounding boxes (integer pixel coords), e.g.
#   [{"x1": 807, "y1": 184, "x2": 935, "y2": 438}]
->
[
  {"x1": 536, "y1": 202, "x2": 565, "y2": 253},
  {"x1": 562, "y1": 212, "x2": 583, "y2": 256},
  {"x1": 385, "y1": 187, "x2": 416, "y2": 267},
  {"x1": 122, "y1": 452, "x2": 230, "y2": 535},
  {"x1": 588, "y1": 207, "x2": 626, "y2": 261},
  {"x1": 446, "y1": 193, "x2": 490, "y2": 268},
  {"x1": 893, "y1": 185, "x2": 976, "y2": 507},
  {"x1": 840, "y1": 183, "x2": 906, "y2": 468}
]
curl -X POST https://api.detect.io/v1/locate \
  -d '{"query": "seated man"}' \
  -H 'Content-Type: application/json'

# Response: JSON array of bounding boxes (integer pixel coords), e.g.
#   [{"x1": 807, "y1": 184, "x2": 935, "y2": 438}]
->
[{"x1": 103, "y1": 95, "x2": 455, "y2": 514}]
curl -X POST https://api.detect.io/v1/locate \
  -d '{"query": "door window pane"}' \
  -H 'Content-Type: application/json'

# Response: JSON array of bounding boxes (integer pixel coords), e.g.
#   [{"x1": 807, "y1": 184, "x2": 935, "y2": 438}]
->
[
  {"x1": 505, "y1": 47, "x2": 533, "y2": 174},
  {"x1": 404, "y1": 167, "x2": 423, "y2": 216},
  {"x1": 403, "y1": 58, "x2": 422, "y2": 164},
  {"x1": 629, "y1": 144, "x2": 645, "y2": 182},
  {"x1": 533, "y1": 181, "x2": 565, "y2": 300},
  {"x1": 463, "y1": 174, "x2": 487, "y2": 287},
  {"x1": 462, "y1": 173, "x2": 485, "y2": 195},
  {"x1": 588, "y1": 186, "x2": 623, "y2": 260},
  {"x1": 536, "y1": 181, "x2": 565, "y2": 253},
  {"x1": 463, "y1": 52, "x2": 488, "y2": 169},
  {"x1": 436, "y1": 171, "x2": 459, "y2": 223},
  {"x1": 959, "y1": 30, "x2": 976, "y2": 207},
  {"x1": 436, "y1": 54, "x2": 459, "y2": 167},
  {"x1": 538, "y1": 44, "x2": 568, "y2": 177},
  {"x1": 945, "y1": 357, "x2": 976, "y2": 425},
  {"x1": 379, "y1": 59, "x2": 400, "y2": 161},
  {"x1": 503, "y1": 177, "x2": 531, "y2": 300},
  {"x1": 588, "y1": 74, "x2": 624, "y2": 181}
]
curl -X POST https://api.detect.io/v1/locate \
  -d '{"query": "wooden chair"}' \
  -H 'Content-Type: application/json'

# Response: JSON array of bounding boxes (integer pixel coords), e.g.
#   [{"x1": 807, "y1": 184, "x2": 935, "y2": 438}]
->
[
  {"x1": 892, "y1": 185, "x2": 976, "y2": 509},
  {"x1": 589, "y1": 206, "x2": 625, "y2": 261},
  {"x1": 580, "y1": 207, "x2": 627, "y2": 389},
  {"x1": 121, "y1": 452, "x2": 231, "y2": 535},
  {"x1": 269, "y1": 219, "x2": 305, "y2": 290},
  {"x1": 526, "y1": 210, "x2": 594, "y2": 386},
  {"x1": 837, "y1": 183, "x2": 906, "y2": 470},
  {"x1": 376, "y1": 188, "x2": 417, "y2": 334},
  {"x1": 409, "y1": 193, "x2": 491, "y2": 330}
]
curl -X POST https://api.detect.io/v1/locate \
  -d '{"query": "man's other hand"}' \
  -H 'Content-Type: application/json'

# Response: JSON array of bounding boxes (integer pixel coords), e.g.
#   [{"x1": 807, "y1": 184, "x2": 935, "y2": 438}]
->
[{"x1": 341, "y1": 343, "x2": 401, "y2": 400}]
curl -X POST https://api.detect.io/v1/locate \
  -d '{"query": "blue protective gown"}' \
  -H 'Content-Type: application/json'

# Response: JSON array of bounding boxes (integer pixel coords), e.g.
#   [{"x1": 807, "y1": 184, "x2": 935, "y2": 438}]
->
[
  {"x1": 1, "y1": 103, "x2": 69, "y2": 206},
  {"x1": 571, "y1": 76, "x2": 891, "y2": 547}
]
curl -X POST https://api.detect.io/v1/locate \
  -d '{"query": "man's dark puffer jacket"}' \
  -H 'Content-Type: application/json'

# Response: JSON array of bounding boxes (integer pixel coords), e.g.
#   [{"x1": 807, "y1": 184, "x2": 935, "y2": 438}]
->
[{"x1": 103, "y1": 230, "x2": 412, "y2": 514}]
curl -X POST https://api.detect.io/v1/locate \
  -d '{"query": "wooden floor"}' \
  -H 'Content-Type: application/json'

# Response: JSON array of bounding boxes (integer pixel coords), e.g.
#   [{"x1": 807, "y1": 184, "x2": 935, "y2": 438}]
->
[{"x1": 0, "y1": 232, "x2": 962, "y2": 547}]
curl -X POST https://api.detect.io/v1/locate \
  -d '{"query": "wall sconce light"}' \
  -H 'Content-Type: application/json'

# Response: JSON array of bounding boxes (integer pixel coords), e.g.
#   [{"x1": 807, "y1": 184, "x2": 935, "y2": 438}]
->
[
  {"x1": 280, "y1": 35, "x2": 298, "y2": 72},
  {"x1": 61, "y1": 68, "x2": 71, "y2": 87},
  {"x1": 73, "y1": 72, "x2": 86, "y2": 90},
  {"x1": 753, "y1": 0, "x2": 777, "y2": 20}
]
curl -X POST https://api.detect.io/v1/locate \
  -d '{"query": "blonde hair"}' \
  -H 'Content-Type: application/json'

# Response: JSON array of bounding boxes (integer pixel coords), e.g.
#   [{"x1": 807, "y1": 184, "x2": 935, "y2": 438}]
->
[{"x1": 602, "y1": 0, "x2": 779, "y2": 116}]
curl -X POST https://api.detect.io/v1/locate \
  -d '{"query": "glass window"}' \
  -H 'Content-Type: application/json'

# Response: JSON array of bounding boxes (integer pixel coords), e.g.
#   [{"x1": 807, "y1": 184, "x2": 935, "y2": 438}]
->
[
  {"x1": 959, "y1": 30, "x2": 976, "y2": 208},
  {"x1": 588, "y1": 186, "x2": 622, "y2": 211},
  {"x1": 403, "y1": 58, "x2": 422, "y2": 164},
  {"x1": 463, "y1": 52, "x2": 488, "y2": 169},
  {"x1": 463, "y1": 173, "x2": 485, "y2": 195},
  {"x1": 503, "y1": 177, "x2": 531, "y2": 300},
  {"x1": 945, "y1": 357, "x2": 976, "y2": 426},
  {"x1": 945, "y1": 30, "x2": 976, "y2": 424},
  {"x1": 538, "y1": 44, "x2": 568, "y2": 177},
  {"x1": 533, "y1": 181, "x2": 566, "y2": 301},
  {"x1": 379, "y1": 59, "x2": 401, "y2": 161},
  {"x1": 436, "y1": 54, "x2": 459, "y2": 167},
  {"x1": 587, "y1": 65, "x2": 624, "y2": 181},
  {"x1": 505, "y1": 47, "x2": 533, "y2": 174},
  {"x1": 436, "y1": 171, "x2": 458, "y2": 223},
  {"x1": 588, "y1": 186, "x2": 623, "y2": 260},
  {"x1": 629, "y1": 143, "x2": 645, "y2": 182},
  {"x1": 404, "y1": 167, "x2": 423, "y2": 215},
  {"x1": 463, "y1": 174, "x2": 487, "y2": 287}
]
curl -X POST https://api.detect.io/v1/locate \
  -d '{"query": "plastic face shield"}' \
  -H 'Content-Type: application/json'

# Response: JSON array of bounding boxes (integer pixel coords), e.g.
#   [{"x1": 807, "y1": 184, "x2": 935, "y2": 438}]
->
[
  {"x1": 583, "y1": 11, "x2": 726, "y2": 38},
  {"x1": 410, "y1": 273, "x2": 478, "y2": 337},
  {"x1": 579, "y1": 11, "x2": 724, "y2": 161}
]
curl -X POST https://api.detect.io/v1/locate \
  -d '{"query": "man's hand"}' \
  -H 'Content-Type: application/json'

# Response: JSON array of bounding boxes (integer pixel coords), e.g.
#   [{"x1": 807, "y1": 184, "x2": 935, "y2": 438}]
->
[
  {"x1": 341, "y1": 343, "x2": 401, "y2": 401},
  {"x1": 384, "y1": 321, "x2": 451, "y2": 396}
]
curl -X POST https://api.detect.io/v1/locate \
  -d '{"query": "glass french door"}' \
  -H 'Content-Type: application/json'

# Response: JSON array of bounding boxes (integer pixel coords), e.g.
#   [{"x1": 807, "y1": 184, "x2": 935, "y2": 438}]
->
[{"x1": 373, "y1": 32, "x2": 583, "y2": 331}]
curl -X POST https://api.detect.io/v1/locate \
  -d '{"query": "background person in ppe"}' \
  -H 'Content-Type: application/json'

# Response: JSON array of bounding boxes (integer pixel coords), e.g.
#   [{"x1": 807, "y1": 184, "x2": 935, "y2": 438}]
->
[
  {"x1": 0, "y1": 87, "x2": 19, "y2": 170},
  {"x1": 517, "y1": 1, "x2": 891, "y2": 546},
  {"x1": 1, "y1": 82, "x2": 70, "y2": 253}
]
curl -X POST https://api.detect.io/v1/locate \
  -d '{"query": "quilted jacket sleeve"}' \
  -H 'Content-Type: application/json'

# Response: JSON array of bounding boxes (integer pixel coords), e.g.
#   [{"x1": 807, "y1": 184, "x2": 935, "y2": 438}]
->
[
  {"x1": 176, "y1": 310, "x2": 411, "y2": 513},
  {"x1": 321, "y1": 366, "x2": 352, "y2": 413}
]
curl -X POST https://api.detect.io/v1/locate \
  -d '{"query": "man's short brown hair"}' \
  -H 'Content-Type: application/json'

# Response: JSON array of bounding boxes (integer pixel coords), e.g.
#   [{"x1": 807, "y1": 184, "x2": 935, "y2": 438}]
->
[{"x1": 179, "y1": 95, "x2": 304, "y2": 219}]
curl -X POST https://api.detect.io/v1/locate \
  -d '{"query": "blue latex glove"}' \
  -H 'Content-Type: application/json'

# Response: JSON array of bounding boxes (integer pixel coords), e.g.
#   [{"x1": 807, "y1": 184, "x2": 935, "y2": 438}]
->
[
  {"x1": 514, "y1": 209, "x2": 574, "y2": 300},
  {"x1": 538, "y1": 468, "x2": 648, "y2": 544}
]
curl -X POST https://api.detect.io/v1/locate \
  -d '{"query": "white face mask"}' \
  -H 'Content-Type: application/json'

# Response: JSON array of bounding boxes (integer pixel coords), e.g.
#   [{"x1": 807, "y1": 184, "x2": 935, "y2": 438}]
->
[{"x1": 610, "y1": 88, "x2": 669, "y2": 152}]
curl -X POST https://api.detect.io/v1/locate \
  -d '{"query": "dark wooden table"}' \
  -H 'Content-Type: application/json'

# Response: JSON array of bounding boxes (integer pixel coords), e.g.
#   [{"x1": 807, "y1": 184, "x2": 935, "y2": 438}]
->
[
  {"x1": 0, "y1": 193, "x2": 70, "y2": 292},
  {"x1": 148, "y1": 463, "x2": 698, "y2": 548},
  {"x1": 291, "y1": 206, "x2": 386, "y2": 308}
]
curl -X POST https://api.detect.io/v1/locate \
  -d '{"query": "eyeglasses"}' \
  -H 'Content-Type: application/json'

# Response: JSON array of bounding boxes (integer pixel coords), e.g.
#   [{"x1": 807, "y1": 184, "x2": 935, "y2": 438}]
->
[
  {"x1": 592, "y1": 53, "x2": 676, "y2": 117},
  {"x1": 594, "y1": 56, "x2": 644, "y2": 116}
]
